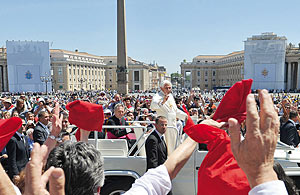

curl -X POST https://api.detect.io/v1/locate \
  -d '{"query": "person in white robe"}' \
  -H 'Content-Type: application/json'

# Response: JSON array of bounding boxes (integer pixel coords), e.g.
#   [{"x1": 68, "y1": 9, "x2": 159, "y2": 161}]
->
[{"x1": 150, "y1": 80, "x2": 187, "y2": 154}]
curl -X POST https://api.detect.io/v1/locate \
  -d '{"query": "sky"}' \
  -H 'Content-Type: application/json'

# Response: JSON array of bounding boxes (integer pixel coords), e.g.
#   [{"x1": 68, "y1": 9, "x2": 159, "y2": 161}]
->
[{"x1": 1, "y1": 0, "x2": 299, "y2": 74}]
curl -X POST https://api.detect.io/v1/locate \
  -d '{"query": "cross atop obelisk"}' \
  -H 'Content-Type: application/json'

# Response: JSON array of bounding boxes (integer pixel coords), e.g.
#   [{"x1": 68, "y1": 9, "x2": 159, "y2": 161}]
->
[{"x1": 117, "y1": 0, "x2": 129, "y2": 94}]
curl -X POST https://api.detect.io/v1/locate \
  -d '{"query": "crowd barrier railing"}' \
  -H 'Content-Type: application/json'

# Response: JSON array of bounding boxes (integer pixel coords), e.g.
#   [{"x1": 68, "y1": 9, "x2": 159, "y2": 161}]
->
[{"x1": 71, "y1": 122, "x2": 181, "y2": 157}]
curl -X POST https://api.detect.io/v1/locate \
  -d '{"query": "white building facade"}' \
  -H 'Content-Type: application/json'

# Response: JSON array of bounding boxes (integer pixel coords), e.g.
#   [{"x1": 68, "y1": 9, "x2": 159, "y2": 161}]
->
[
  {"x1": 244, "y1": 33, "x2": 286, "y2": 90},
  {"x1": 6, "y1": 41, "x2": 52, "y2": 93},
  {"x1": 181, "y1": 32, "x2": 300, "y2": 91},
  {"x1": 50, "y1": 49, "x2": 106, "y2": 91}
]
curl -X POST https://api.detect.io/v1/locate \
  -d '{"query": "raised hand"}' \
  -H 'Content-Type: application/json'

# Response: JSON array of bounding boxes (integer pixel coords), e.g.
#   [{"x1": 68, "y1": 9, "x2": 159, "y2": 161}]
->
[
  {"x1": 51, "y1": 102, "x2": 63, "y2": 137},
  {"x1": 228, "y1": 90, "x2": 279, "y2": 188},
  {"x1": 24, "y1": 143, "x2": 65, "y2": 195}
]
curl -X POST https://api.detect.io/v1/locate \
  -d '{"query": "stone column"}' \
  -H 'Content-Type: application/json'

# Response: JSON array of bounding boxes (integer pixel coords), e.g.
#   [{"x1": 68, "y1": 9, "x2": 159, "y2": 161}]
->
[
  {"x1": 291, "y1": 62, "x2": 298, "y2": 90},
  {"x1": 117, "y1": 0, "x2": 129, "y2": 94},
  {"x1": 3, "y1": 64, "x2": 8, "y2": 92},
  {"x1": 291, "y1": 63, "x2": 294, "y2": 90},
  {"x1": 287, "y1": 62, "x2": 291, "y2": 90},
  {"x1": 297, "y1": 62, "x2": 300, "y2": 89},
  {"x1": 293, "y1": 62, "x2": 298, "y2": 89}
]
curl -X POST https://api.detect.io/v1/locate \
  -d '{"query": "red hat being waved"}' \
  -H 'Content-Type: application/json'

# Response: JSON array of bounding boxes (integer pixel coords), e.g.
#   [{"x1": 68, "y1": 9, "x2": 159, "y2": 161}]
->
[
  {"x1": 0, "y1": 117, "x2": 22, "y2": 151},
  {"x1": 182, "y1": 79, "x2": 253, "y2": 194},
  {"x1": 66, "y1": 100, "x2": 104, "y2": 141}
]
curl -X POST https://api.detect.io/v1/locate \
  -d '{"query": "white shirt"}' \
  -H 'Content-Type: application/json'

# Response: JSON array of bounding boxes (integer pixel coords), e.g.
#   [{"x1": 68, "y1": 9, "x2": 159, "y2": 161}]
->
[
  {"x1": 125, "y1": 165, "x2": 288, "y2": 195},
  {"x1": 249, "y1": 180, "x2": 288, "y2": 195},
  {"x1": 13, "y1": 184, "x2": 22, "y2": 195},
  {"x1": 154, "y1": 129, "x2": 164, "y2": 140},
  {"x1": 124, "y1": 165, "x2": 171, "y2": 195}
]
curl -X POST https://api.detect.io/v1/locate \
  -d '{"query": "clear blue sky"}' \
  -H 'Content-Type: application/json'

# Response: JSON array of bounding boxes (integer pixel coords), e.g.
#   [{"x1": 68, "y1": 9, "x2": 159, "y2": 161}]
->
[{"x1": 1, "y1": 0, "x2": 299, "y2": 74}]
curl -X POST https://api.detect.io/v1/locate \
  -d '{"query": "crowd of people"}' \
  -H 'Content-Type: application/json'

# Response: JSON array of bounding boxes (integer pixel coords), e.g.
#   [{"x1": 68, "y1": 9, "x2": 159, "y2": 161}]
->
[{"x1": 0, "y1": 80, "x2": 299, "y2": 194}]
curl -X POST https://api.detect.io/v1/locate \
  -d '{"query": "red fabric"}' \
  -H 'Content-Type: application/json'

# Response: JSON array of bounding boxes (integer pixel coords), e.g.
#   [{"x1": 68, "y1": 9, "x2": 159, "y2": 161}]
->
[
  {"x1": 181, "y1": 79, "x2": 253, "y2": 194},
  {"x1": 106, "y1": 131, "x2": 126, "y2": 139},
  {"x1": 0, "y1": 117, "x2": 22, "y2": 151},
  {"x1": 66, "y1": 100, "x2": 104, "y2": 141},
  {"x1": 106, "y1": 131, "x2": 136, "y2": 140},
  {"x1": 184, "y1": 124, "x2": 250, "y2": 194},
  {"x1": 212, "y1": 79, "x2": 253, "y2": 124}
]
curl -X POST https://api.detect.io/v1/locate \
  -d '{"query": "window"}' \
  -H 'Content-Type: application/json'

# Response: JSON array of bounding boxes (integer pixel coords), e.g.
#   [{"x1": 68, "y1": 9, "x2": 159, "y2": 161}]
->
[
  {"x1": 58, "y1": 78, "x2": 63, "y2": 83},
  {"x1": 185, "y1": 71, "x2": 191, "y2": 82},
  {"x1": 205, "y1": 71, "x2": 208, "y2": 76},
  {"x1": 58, "y1": 67, "x2": 63, "y2": 75},
  {"x1": 205, "y1": 84, "x2": 208, "y2": 87},
  {"x1": 73, "y1": 69, "x2": 75, "y2": 75},
  {"x1": 134, "y1": 71, "x2": 139, "y2": 81},
  {"x1": 212, "y1": 71, "x2": 216, "y2": 76},
  {"x1": 197, "y1": 71, "x2": 200, "y2": 76}
]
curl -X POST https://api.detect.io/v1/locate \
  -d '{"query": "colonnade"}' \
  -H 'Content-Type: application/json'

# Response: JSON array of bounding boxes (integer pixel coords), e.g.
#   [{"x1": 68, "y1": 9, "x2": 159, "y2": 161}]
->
[{"x1": 286, "y1": 62, "x2": 300, "y2": 90}]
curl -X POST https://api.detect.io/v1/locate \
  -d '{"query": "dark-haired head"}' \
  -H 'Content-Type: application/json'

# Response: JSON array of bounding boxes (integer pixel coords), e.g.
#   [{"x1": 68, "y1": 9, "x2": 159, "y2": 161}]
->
[
  {"x1": 273, "y1": 161, "x2": 297, "y2": 195},
  {"x1": 45, "y1": 141, "x2": 104, "y2": 195}
]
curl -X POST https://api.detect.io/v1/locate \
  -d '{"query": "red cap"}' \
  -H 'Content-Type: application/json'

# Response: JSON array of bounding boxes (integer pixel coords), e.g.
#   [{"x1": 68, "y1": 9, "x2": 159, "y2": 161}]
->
[
  {"x1": 213, "y1": 79, "x2": 253, "y2": 124},
  {"x1": 66, "y1": 100, "x2": 104, "y2": 141},
  {"x1": 0, "y1": 117, "x2": 22, "y2": 151}
]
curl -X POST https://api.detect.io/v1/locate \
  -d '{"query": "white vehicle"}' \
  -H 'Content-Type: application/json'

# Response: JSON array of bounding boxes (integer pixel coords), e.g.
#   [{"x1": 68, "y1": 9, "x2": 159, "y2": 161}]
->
[{"x1": 87, "y1": 125, "x2": 300, "y2": 195}]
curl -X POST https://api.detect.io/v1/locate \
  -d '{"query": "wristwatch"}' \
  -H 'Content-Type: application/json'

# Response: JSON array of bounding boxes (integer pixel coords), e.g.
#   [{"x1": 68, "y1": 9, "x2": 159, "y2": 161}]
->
[{"x1": 48, "y1": 135, "x2": 62, "y2": 143}]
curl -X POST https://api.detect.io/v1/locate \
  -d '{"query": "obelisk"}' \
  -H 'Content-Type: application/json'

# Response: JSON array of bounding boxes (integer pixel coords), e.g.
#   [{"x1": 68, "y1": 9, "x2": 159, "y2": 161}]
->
[{"x1": 117, "y1": 0, "x2": 129, "y2": 94}]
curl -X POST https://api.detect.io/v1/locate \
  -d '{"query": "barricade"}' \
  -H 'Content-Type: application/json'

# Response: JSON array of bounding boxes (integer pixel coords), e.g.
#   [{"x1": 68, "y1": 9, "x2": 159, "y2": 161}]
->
[
  {"x1": 126, "y1": 121, "x2": 181, "y2": 156},
  {"x1": 72, "y1": 123, "x2": 180, "y2": 157}
]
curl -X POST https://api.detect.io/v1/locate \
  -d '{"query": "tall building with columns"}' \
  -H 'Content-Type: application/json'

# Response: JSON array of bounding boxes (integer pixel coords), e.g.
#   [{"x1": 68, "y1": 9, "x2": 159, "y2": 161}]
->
[
  {"x1": 50, "y1": 49, "x2": 106, "y2": 91},
  {"x1": 285, "y1": 43, "x2": 300, "y2": 90},
  {"x1": 0, "y1": 47, "x2": 167, "y2": 92},
  {"x1": 181, "y1": 32, "x2": 300, "y2": 90},
  {"x1": 180, "y1": 51, "x2": 244, "y2": 89}
]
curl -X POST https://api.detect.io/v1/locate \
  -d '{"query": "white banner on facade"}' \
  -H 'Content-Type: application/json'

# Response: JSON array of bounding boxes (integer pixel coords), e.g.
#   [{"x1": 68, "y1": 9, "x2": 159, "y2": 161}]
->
[
  {"x1": 6, "y1": 41, "x2": 51, "y2": 92},
  {"x1": 254, "y1": 64, "x2": 276, "y2": 82},
  {"x1": 17, "y1": 65, "x2": 41, "y2": 84}
]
